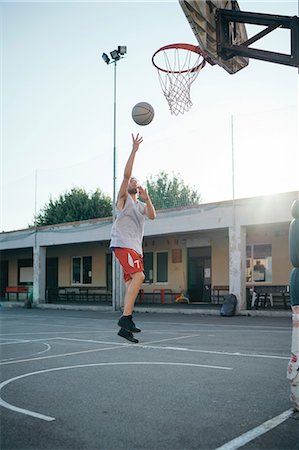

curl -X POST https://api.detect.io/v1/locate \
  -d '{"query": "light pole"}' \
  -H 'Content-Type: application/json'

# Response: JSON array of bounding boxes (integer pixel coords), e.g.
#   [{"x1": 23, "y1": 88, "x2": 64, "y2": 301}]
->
[{"x1": 102, "y1": 45, "x2": 127, "y2": 311}]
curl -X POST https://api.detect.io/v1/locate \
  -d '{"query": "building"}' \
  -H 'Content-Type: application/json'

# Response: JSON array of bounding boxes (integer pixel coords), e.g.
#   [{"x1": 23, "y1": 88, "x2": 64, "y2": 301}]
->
[{"x1": 1, "y1": 191, "x2": 297, "y2": 312}]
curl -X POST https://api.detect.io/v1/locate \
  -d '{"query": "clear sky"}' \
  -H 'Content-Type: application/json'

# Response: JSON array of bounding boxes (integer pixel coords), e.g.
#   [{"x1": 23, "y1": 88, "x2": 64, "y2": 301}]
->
[{"x1": 1, "y1": 0, "x2": 298, "y2": 232}]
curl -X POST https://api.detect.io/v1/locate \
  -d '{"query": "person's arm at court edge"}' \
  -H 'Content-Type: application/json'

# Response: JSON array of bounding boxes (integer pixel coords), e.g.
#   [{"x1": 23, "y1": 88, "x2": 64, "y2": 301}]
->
[
  {"x1": 116, "y1": 133, "x2": 143, "y2": 209},
  {"x1": 138, "y1": 185, "x2": 156, "y2": 220}
]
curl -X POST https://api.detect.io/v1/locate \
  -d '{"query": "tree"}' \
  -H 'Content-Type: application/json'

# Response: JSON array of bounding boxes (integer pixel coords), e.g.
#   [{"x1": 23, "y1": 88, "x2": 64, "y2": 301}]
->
[
  {"x1": 33, "y1": 187, "x2": 112, "y2": 226},
  {"x1": 145, "y1": 171, "x2": 201, "y2": 210},
  {"x1": 30, "y1": 172, "x2": 201, "y2": 227}
]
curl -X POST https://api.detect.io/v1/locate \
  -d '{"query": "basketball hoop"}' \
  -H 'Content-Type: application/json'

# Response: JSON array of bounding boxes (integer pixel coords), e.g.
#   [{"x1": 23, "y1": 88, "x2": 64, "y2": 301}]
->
[{"x1": 152, "y1": 43, "x2": 208, "y2": 115}]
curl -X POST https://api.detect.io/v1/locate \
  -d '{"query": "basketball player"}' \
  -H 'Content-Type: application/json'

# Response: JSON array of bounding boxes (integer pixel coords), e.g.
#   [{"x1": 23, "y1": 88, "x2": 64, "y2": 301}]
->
[{"x1": 110, "y1": 133, "x2": 156, "y2": 343}]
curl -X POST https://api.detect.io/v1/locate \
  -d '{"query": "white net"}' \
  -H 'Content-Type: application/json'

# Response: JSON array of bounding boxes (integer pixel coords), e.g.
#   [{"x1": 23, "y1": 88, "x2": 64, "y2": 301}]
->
[{"x1": 153, "y1": 45, "x2": 206, "y2": 115}]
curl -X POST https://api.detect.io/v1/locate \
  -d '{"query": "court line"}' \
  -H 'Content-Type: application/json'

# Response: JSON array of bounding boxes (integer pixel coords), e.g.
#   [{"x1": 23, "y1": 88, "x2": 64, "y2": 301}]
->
[
  {"x1": 60, "y1": 336, "x2": 289, "y2": 361},
  {"x1": 0, "y1": 330, "x2": 116, "y2": 336},
  {"x1": 139, "y1": 336, "x2": 289, "y2": 360},
  {"x1": 0, "y1": 334, "x2": 199, "y2": 366},
  {"x1": 0, "y1": 343, "x2": 128, "y2": 366},
  {"x1": 36, "y1": 343, "x2": 51, "y2": 355},
  {"x1": 0, "y1": 338, "x2": 58, "y2": 345},
  {"x1": 0, "y1": 325, "x2": 291, "y2": 337},
  {"x1": 137, "y1": 344, "x2": 290, "y2": 360},
  {"x1": 0, "y1": 333, "x2": 289, "y2": 365},
  {"x1": 63, "y1": 333, "x2": 202, "y2": 346},
  {"x1": 0, "y1": 333, "x2": 203, "y2": 366},
  {"x1": 215, "y1": 409, "x2": 294, "y2": 450},
  {"x1": 62, "y1": 335, "x2": 289, "y2": 361},
  {"x1": 0, "y1": 337, "x2": 57, "y2": 345},
  {"x1": 141, "y1": 320, "x2": 291, "y2": 331},
  {"x1": 0, "y1": 342, "x2": 52, "y2": 363},
  {"x1": 0, "y1": 361, "x2": 232, "y2": 421}
]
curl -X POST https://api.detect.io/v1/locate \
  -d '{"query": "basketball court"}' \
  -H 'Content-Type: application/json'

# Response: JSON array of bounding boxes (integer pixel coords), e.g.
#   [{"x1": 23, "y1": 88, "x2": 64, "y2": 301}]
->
[
  {"x1": 1, "y1": 2, "x2": 298, "y2": 449},
  {"x1": 1, "y1": 308, "x2": 298, "y2": 450}
]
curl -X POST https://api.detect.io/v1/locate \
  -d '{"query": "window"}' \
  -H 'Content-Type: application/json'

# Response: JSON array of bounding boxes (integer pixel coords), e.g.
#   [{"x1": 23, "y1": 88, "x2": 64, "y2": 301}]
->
[
  {"x1": 246, "y1": 244, "x2": 272, "y2": 283},
  {"x1": 18, "y1": 259, "x2": 33, "y2": 285},
  {"x1": 72, "y1": 256, "x2": 92, "y2": 284},
  {"x1": 157, "y1": 252, "x2": 168, "y2": 283},
  {"x1": 143, "y1": 251, "x2": 168, "y2": 283},
  {"x1": 144, "y1": 252, "x2": 153, "y2": 283}
]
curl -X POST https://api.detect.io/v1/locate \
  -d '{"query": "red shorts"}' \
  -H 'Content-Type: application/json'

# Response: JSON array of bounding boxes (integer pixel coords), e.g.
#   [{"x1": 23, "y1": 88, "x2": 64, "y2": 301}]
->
[{"x1": 113, "y1": 248, "x2": 144, "y2": 282}]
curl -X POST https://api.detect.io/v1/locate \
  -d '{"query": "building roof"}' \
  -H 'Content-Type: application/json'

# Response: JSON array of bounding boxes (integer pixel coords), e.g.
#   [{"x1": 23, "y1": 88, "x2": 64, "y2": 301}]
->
[{"x1": 1, "y1": 191, "x2": 298, "y2": 251}]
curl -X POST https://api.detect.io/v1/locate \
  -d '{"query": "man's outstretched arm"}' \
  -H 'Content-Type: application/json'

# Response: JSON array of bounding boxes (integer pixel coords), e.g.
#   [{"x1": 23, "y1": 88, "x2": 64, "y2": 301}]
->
[{"x1": 116, "y1": 133, "x2": 143, "y2": 209}]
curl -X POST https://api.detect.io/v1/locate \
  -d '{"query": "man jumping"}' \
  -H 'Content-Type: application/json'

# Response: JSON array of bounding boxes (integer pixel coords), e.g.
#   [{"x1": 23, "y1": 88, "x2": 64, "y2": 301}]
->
[{"x1": 110, "y1": 133, "x2": 156, "y2": 343}]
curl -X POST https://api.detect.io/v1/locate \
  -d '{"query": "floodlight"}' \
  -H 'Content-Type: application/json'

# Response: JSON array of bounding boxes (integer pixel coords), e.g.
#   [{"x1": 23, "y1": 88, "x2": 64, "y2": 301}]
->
[
  {"x1": 110, "y1": 49, "x2": 120, "y2": 61},
  {"x1": 118, "y1": 45, "x2": 127, "y2": 55},
  {"x1": 102, "y1": 52, "x2": 110, "y2": 64}
]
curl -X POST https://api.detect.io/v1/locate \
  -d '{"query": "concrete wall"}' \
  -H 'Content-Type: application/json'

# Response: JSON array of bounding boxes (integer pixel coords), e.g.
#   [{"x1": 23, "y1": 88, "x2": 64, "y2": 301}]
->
[
  {"x1": 210, "y1": 234, "x2": 229, "y2": 286},
  {"x1": 1, "y1": 191, "x2": 298, "y2": 307},
  {"x1": 1, "y1": 226, "x2": 293, "y2": 294},
  {"x1": 47, "y1": 243, "x2": 109, "y2": 287}
]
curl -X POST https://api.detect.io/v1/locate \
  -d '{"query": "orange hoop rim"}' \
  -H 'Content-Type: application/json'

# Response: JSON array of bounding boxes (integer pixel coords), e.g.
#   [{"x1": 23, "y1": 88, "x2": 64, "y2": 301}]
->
[{"x1": 152, "y1": 43, "x2": 208, "y2": 74}]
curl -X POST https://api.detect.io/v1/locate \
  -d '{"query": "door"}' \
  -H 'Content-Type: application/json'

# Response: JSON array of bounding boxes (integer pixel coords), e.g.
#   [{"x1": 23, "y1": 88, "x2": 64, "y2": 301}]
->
[
  {"x1": 46, "y1": 258, "x2": 58, "y2": 288},
  {"x1": 187, "y1": 247, "x2": 211, "y2": 302},
  {"x1": 0, "y1": 260, "x2": 8, "y2": 298},
  {"x1": 106, "y1": 253, "x2": 112, "y2": 293},
  {"x1": 188, "y1": 257, "x2": 204, "y2": 302},
  {"x1": 46, "y1": 258, "x2": 58, "y2": 301}
]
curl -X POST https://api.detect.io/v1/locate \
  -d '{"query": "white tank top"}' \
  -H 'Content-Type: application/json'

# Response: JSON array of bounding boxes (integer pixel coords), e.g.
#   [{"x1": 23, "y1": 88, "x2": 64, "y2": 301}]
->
[{"x1": 110, "y1": 194, "x2": 146, "y2": 255}]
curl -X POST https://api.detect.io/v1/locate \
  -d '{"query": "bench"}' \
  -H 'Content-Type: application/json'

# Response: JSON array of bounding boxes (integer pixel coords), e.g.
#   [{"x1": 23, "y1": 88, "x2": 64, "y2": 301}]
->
[
  {"x1": 250, "y1": 285, "x2": 290, "y2": 309},
  {"x1": 137, "y1": 289, "x2": 180, "y2": 305},
  {"x1": 153, "y1": 288, "x2": 173, "y2": 304},
  {"x1": 46, "y1": 287, "x2": 111, "y2": 303},
  {"x1": 211, "y1": 285, "x2": 229, "y2": 304},
  {"x1": 5, "y1": 286, "x2": 29, "y2": 301}
]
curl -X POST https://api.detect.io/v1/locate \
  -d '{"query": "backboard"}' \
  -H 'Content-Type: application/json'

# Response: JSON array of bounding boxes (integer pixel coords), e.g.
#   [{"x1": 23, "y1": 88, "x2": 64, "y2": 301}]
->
[{"x1": 179, "y1": 0, "x2": 249, "y2": 74}]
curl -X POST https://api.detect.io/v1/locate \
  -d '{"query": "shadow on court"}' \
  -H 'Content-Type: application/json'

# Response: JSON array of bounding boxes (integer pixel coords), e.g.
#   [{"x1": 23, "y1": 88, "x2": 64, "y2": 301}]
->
[{"x1": 0, "y1": 308, "x2": 298, "y2": 450}]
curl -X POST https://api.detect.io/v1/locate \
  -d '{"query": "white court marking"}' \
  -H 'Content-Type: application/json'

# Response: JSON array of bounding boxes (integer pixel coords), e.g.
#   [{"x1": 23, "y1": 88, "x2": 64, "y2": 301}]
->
[
  {"x1": 0, "y1": 333, "x2": 204, "y2": 366},
  {"x1": 62, "y1": 336, "x2": 289, "y2": 361},
  {"x1": 0, "y1": 316, "x2": 293, "y2": 445},
  {"x1": 136, "y1": 344, "x2": 289, "y2": 360},
  {"x1": 0, "y1": 343, "x2": 51, "y2": 362},
  {"x1": 0, "y1": 361, "x2": 232, "y2": 421},
  {"x1": 0, "y1": 337, "x2": 58, "y2": 345},
  {"x1": 36, "y1": 343, "x2": 51, "y2": 355},
  {"x1": 0, "y1": 343, "x2": 127, "y2": 366},
  {"x1": 0, "y1": 332, "x2": 289, "y2": 366},
  {"x1": 215, "y1": 409, "x2": 294, "y2": 450}
]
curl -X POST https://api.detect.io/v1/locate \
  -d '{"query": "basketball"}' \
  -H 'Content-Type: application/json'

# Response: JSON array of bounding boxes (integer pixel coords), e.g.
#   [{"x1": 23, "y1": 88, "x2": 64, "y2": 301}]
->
[{"x1": 132, "y1": 102, "x2": 154, "y2": 126}]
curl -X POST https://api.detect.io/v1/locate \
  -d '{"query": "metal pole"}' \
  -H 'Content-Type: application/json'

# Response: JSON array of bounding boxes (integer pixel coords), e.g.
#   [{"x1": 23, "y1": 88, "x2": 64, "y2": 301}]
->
[
  {"x1": 231, "y1": 114, "x2": 236, "y2": 228},
  {"x1": 231, "y1": 115, "x2": 235, "y2": 204},
  {"x1": 112, "y1": 60, "x2": 117, "y2": 311},
  {"x1": 34, "y1": 168, "x2": 38, "y2": 228},
  {"x1": 112, "y1": 60, "x2": 121, "y2": 312},
  {"x1": 113, "y1": 60, "x2": 117, "y2": 221},
  {"x1": 101, "y1": 48, "x2": 126, "y2": 313},
  {"x1": 33, "y1": 168, "x2": 38, "y2": 305}
]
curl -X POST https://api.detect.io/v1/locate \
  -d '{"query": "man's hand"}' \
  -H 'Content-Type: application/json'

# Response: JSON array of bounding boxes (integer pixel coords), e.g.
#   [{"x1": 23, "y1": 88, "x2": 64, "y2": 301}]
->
[
  {"x1": 139, "y1": 186, "x2": 156, "y2": 220},
  {"x1": 132, "y1": 133, "x2": 143, "y2": 152},
  {"x1": 138, "y1": 185, "x2": 149, "y2": 202}
]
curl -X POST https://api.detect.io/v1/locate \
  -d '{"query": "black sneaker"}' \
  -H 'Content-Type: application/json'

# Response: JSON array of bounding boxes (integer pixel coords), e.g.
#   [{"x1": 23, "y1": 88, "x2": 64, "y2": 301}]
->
[
  {"x1": 130, "y1": 316, "x2": 141, "y2": 332},
  {"x1": 118, "y1": 315, "x2": 141, "y2": 333},
  {"x1": 118, "y1": 328, "x2": 139, "y2": 343}
]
